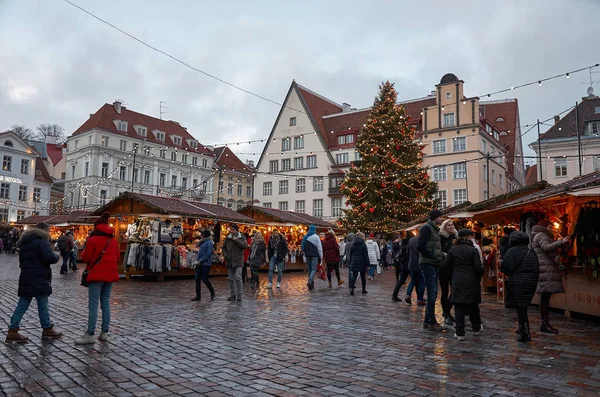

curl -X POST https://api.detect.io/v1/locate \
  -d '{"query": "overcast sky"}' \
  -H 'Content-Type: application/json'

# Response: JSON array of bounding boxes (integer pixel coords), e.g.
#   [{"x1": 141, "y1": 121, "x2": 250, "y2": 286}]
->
[{"x1": 1, "y1": 0, "x2": 599, "y2": 166}]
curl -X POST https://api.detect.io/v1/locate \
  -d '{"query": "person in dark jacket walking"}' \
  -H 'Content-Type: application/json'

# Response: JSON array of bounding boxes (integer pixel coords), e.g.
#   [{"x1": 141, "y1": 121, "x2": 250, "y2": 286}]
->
[
  {"x1": 439, "y1": 219, "x2": 458, "y2": 326},
  {"x1": 349, "y1": 232, "x2": 369, "y2": 295},
  {"x1": 223, "y1": 224, "x2": 249, "y2": 302},
  {"x1": 191, "y1": 230, "x2": 215, "y2": 301},
  {"x1": 267, "y1": 229, "x2": 288, "y2": 289},
  {"x1": 443, "y1": 229, "x2": 484, "y2": 341},
  {"x1": 323, "y1": 230, "x2": 344, "y2": 289},
  {"x1": 302, "y1": 225, "x2": 323, "y2": 290},
  {"x1": 418, "y1": 210, "x2": 444, "y2": 331},
  {"x1": 344, "y1": 232, "x2": 356, "y2": 285},
  {"x1": 248, "y1": 231, "x2": 267, "y2": 289},
  {"x1": 5, "y1": 223, "x2": 62, "y2": 343},
  {"x1": 531, "y1": 219, "x2": 569, "y2": 334},
  {"x1": 391, "y1": 236, "x2": 410, "y2": 301},
  {"x1": 404, "y1": 235, "x2": 426, "y2": 305},
  {"x1": 57, "y1": 231, "x2": 75, "y2": 274},
  {"x1": 499, "y1": 227, "x2": 514, "y2": 259},
  {"x1": 500, "y1": 231, "x2": 539, "y2": 342}
]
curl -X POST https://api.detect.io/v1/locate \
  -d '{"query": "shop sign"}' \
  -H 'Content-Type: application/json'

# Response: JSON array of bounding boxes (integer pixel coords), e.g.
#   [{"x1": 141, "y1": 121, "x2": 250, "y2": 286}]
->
[{"x1": 0, "y1": 176, "x2": 22, "y2": 184}]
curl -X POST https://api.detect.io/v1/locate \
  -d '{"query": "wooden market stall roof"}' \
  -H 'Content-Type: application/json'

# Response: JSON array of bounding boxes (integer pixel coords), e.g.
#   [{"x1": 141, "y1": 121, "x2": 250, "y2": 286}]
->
[
  {"x1": 238, "y1": 206, "x2": 334, "y2": 228},
  {"x1": 91, "y1": 192, "x2": 255, "y2": 224},
  {"x1": 398, "y1": 201, "x2": 473, "y2": 231},
  {"x1": 16, "y1": 211, "x2": 93, "y2": 226}
]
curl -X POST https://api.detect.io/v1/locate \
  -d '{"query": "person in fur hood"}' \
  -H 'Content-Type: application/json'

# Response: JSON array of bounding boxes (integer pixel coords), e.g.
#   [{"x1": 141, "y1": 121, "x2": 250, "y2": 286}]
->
[{"x1": 439, "y1": 219, "x2": 458, "y2": 326}]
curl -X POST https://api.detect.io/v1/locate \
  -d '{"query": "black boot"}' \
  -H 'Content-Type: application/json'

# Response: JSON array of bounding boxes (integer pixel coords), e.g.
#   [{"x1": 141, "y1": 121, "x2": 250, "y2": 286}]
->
[
  {"x1": 191, "y1": 280, "x2": 201, "y2": 301},
  {"x1": 518, "y1": 321, "x2": 531, "y2": 342},
  {"x1": 540, "y1": 317, "x2": 559, "y2": 334}
]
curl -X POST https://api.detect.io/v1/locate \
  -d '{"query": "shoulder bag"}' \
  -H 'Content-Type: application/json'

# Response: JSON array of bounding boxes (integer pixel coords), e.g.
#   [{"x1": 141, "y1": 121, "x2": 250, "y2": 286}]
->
[{"x1": 81, "y1": 238, "x2": 112, "y2": 287}]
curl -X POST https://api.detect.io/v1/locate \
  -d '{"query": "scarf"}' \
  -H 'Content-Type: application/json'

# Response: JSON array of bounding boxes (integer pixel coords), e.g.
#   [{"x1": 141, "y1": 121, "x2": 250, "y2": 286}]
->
[
  {"x1": 269, "y1": 234, "x2": 280, "y2": 249},
  {"x1": 250, "y1": 239, "x2": 261, "y2": 259}
]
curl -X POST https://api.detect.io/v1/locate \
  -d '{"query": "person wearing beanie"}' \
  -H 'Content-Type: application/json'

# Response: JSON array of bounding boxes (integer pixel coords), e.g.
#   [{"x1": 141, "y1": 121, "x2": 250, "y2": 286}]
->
[
  {"x1": 301, "y1": 225, "x2": 323, "y2": 290},
  {"x1": 5, "y1": 222, "x2": 62, "y2": 343},
  {"x1": 442, "y1": 228, "x2": 484, "y2": 341},
  {"x1": 75, "y1": 212, "x2": 120, "y2": 345},
  {"x1": 191, "y1": 229, "x2": 216, "y2": 302},
  {"x1": 531, "y1": 219, "x2": 570, "y2": 334},
  {"x1": 417, "y1": 209, "x2": 445, "y2": 331},
  {"x1": 365, "y1": 232, "x2": 380, "y2": 280},
  {"x1": 223, "y1": 224, "x2": 248, "y2": 301}
]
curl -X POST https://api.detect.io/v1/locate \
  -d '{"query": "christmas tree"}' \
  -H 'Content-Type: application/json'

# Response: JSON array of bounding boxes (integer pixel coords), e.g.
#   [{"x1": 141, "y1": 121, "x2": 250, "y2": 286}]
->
[{"x1": 339, "y1": 81, "x2": 438, "y2": 232}]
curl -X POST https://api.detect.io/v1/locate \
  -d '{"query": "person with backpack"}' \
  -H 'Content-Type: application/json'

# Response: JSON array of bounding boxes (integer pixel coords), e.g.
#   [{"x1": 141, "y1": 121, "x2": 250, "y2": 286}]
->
[
  {"x1": 391, "y1": 236, "x2": 410, "y2": 301},
  {"x1": 57, "y1": 231, "x2": 74, "y2": 274}
]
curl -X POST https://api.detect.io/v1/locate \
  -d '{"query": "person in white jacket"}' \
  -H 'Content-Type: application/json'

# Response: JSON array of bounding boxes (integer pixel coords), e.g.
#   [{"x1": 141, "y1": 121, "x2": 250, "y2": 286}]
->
[
  {"x1": 301, "y1": 225, "x2": 323, "y2": 290},
  {"x1": 366, "y1": 233, "x2": 381, "y2": 280}
]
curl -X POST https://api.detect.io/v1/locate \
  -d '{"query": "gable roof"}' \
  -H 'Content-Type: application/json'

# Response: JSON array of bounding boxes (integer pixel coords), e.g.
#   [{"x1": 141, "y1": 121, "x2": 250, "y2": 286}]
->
[
  {"x1": 0, "y1": 131, "x2": 41, "y2": 156},
  {"x1": 46, "y1": 143, "x2": 65, "y2": 166},
  {"x1": 16, "y1": 211, "x2": 92, "y2": 225},
  {"x1": 214, "y1": 146, "x2": 253, "y2": 174},
  {"x1": 72, "y1": 103, "x2": 213, "y2": 156},
  {"x1": 539, "y1": 96, "x2": 600, "y2": 141},
  {"x1": 35, "y1": 159, "x2": 53, "y2": 184},
  {"x1": 525, "y1": 165, "x2": 538, "y2": 186}
]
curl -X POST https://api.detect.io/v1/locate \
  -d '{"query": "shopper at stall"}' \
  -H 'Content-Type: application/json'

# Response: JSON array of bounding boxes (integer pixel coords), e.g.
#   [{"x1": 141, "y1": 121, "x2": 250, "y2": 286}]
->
[
  {"x1": 499, "y1": 227, "x2": 515, "y2": 259},
  {"x1": 531, "y1": 219, "x2": 569, "y2": 334},
  {"x1": 418, "y1": 209, "x2": 444, "y2": 331},
  {"x1": 57, "y1": 230, "x2": 75, "y2": 275},
  {"x1": 267, "y1": 229, "x2": 288, "y2": 289},
  {"x1": 248, "y1": 231, "x2": 267, "y2": 289},
  {"x1": 391, "y1": 236, "x2": 410, "y2": 301},
  {"x1": 5, "y1": 222, "x2": 62, "y2": 343},
  {"x1": 500, "y1": 230, "x2": 539, "y2": 343},
  {"x1": 223, "y1": 224, "x2": 248, "y2": 302},
  {"x1": 443, "y1": 229, "x2": 484, "y2": 341},
  {"x1": 323, "y1": 229, "x2": 344, "y2": 289},
  {"x1": 405, "y1": 235, "x2": 426, "y2": 305},
  {"x1": 67, "y1": 231, "x2": 78, "y2": 271},
  {"x1": 302, "y1": 225, "x2": 323, "y2": 290},
  {"x1": 191, "y1": 230, "x2": 215, "y2": 302},
  {"x1": 75, "y1": 212, "x2": 120, "y2": 345},
  {"x1": 242, "y1": 232, "x2": 252, "y2": 284},
  {"x1": 366, "y1": 233, "x2": 380, "y2": 280},
  {"x1": 349, "y1": 232, "x2": 369, "y2": 295},
  {"x1": 439, "y1": 219, "x2": 458, "y2": 326}
]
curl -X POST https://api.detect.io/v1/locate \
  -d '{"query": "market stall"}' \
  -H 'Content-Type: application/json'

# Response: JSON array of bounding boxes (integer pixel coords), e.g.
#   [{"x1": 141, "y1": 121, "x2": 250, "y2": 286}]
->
[
  {"x1": 474, "y1": 172, "x2": 600, "y2": 318},
  {"x1": 237, "y1": 206, "x2": 337, "y2": 271},
  {"x1": 90, "y1": 192, "x2": 254, "y2": 279}
]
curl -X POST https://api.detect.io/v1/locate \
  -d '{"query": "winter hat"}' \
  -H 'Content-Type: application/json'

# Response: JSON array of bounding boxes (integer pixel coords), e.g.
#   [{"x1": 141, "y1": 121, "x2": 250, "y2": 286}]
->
[
  {"x1": 429, "y1": 209, "x2": 443, "y2": 220},
  {"x1": 230, "y1": 224, "x2": 239, "y2": 231},
  {"x1": 369, "y1": 232, "x2": 375, "y2": 238},
  {"x1": 202, "y1": 230, "x2": 211, "y2": 238},
  {"x1": 458, "y1": 229, "x2": 474, "y2": 238},
  {"x1": 94, "y1": 212, "x2": 110, "y2": 227},
  {"x1": 308, "y1": 225, "x2": 316, "y2": 234}
]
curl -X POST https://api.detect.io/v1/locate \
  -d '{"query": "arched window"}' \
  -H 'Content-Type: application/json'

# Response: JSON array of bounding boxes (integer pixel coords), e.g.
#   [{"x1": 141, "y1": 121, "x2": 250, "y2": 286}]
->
[
  {"x1": 496, "y1": 117, "x2": 504, "y2": 123},
  {"x1": 4, "y1": 140, "x2": 13, "y2": 147}
]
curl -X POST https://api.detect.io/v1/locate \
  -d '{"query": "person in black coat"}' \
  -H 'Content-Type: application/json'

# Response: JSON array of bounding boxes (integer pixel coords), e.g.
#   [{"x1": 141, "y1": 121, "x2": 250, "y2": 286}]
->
[
  {"x1": 5, "y1": 223, "x2": 62, "y2": 344},
  {"x1": 391, "y1": 236, "x2": 410, "y2": 301},
  {"x1": 439, "y1": 219, "x2": 458, "y2": 326},
  {"x1": 443, "y1": 229, "x2": 484, "y2": 341},
  {"x1": 499, "y1": 227, "x2": 514, "y2": 259},
  {"x1": 500, "y1": 231, "x2": 540, "y2": 343},
  {"x1": 349, "y1": 232, "x2": 369, "y2": 295}
]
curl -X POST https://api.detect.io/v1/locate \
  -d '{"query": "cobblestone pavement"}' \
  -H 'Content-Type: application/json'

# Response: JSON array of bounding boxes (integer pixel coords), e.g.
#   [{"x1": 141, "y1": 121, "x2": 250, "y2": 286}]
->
[{"x1": 0, "y1": 254, "x2": 599, "y2": 397}]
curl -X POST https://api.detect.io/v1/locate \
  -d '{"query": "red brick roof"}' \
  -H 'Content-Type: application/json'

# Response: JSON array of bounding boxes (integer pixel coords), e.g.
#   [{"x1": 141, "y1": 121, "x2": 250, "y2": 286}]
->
[
  {"x1": 46, "y1": 143, "x2": 65, "y2": 166},
  {"x1": 73, "y1": 103, "x2": 213, "y2": 156},
  {"x1": 540, "y1": 96, "x2": 600, "y2": 140},
  {"x1": 296, "y1": 84, "x2": 343, "y2": 144},
  {"x1": 35, "y1": 159, "x2": 53, "y2": 183},
  {"x1": 238, "y1": 206, "x2": 333, "y2": 228},
  {"x1": 479, "y1": 100, "x2": 520, "y2": 177},
  {"x1": 525, "y1": 165, "x2": 538, "y2": 185},
  {"x1": 214, "y1": 146, "x2": 253, "y2": 174}
]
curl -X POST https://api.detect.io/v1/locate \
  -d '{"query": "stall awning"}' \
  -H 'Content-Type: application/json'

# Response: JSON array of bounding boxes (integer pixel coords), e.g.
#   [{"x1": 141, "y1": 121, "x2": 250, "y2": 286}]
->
[{"x1": 567, "y1": 186, "x2": 600, "y2": 196}]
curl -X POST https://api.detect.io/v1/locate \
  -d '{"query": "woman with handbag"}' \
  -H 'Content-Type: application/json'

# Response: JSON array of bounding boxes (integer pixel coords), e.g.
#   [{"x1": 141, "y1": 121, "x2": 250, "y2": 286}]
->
[{"x1": 75, "y1": 212, "x2": 120, "y2": 345}]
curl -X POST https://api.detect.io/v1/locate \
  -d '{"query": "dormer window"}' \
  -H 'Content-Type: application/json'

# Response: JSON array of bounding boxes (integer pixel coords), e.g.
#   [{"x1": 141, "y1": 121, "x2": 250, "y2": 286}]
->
[
  {"x1": 117, "y1": 121, "x2": 128, "y2": 132},
  {"x1": 154, "y1": 130, "x2": 165, "y2": 141},
  {"x1": 188, "y1": 140, "x2": 198, "y2": 149},
  {"x1": 172, "y1": 136, "x2": 182, "y2": 146},
  {"x1": 496, "y1": 117, "x2": 504, "y2": 123},
  {"x1": 137, "y1": 126, "x2": 147, "y2": 137}
]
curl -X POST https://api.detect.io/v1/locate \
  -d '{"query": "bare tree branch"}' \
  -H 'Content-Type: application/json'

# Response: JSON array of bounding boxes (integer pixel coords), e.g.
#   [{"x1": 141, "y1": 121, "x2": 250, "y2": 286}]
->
[
  {"x1": 36, "y1": 124, "x2": 65, "y2": 143},
  {"x1": 8, "y1": 125, "x2": 36, "y2": 140}
]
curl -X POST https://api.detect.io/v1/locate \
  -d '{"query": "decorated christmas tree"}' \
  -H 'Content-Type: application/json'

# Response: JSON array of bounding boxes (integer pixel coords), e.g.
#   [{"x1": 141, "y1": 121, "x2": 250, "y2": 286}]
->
[{"x1": 339, "y1": 81, "x2": 438, "y2": 232}]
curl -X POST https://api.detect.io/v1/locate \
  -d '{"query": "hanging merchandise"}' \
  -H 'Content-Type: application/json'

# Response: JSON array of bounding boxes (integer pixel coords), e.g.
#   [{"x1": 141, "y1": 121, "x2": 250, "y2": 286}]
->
[{"x1": 576, "y1": 201, "x2": 600, "y2": 280}]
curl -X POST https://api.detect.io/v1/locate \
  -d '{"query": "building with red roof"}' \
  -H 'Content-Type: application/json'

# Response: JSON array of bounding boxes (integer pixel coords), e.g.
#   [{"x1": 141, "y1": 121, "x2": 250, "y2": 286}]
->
[{"x1": 212, "y1": 146, "x2": 255, "y2": 209}]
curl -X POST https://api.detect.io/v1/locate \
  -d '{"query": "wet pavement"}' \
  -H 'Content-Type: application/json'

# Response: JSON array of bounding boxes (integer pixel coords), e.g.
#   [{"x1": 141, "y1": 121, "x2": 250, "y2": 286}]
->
[{"x1": 0, "y1": 253, "x2": 599, "y2": 397}]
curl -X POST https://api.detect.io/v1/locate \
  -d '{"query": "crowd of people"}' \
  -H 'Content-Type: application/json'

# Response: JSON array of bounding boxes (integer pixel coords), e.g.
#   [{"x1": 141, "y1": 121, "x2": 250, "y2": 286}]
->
[{"x1": 5, "y1": 208, "x2": 569, "y2": 346}]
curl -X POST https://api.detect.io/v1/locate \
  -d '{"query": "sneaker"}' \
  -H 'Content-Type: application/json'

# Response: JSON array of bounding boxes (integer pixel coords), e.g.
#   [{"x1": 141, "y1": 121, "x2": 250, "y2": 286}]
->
[
  {"x1": 211, "y1": 294, "x2": 216, "y2": 301},
  {"x1": 454, "y1": 333, "x2": 465, "y2": 341},
  {"x1": 98, "y1": 332, "x2": 109, "y2": 342},
  {"x1": 276, "y1": 282, "x2": 281, "y2": 288},
  {"x1": 367, "y1": 276, "x2": 373, "y2": 280},
  {"x1": 266, "y1": 282, "x2": 273, "y2": 288},
  {"x1": 404, "y1": 296, "x2": 412, "y2": 305},
  {"x1": 75, "y1": 333, "x2": 96, "y2": 345},
  {"x1": 473, "y1": 324, "x2": 484, "y2": 336}
]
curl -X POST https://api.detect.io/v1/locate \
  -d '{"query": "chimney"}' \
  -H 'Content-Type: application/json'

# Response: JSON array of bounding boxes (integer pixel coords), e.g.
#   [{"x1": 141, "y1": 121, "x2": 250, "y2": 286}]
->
[
  {"x1": 428, "y1": 90, "x2": 436, "y2": 97},
  {"x1": 206, "y1": 145, "x2": 214, "y2": 151},
  {"x1": 554, "y1": 115, "x2": 560, "y2": 125},
  {"x1": 89, "y1": 114, "x2": 94, "y2": 119},
  {"x1": 342, "y1": 103, "x2": 351, "y2": 112},
  {"x1": 113, "y1": 101, "x2": 122, "y2": 114}
]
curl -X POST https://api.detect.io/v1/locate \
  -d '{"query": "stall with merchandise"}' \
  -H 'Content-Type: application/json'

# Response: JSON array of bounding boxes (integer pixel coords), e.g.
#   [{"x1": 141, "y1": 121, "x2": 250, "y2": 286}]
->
[
  {"x1": 90, "y1": 192, "x2": 255, "y2": 279},
  {"x1": 474, "y1": 172, "x2": 600, "y2": 318},
  {"x1": 237, "y1": 206, "x2": 336, "y2": 271}
]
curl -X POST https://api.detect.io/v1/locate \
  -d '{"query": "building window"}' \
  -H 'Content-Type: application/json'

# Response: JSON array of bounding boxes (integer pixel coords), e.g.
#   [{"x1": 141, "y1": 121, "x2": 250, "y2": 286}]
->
[
  {"x1": 453, "y1": 189, "x2": 467, "y2": 205},
  {"x1": 337, "y1": 135, "x2": 354, "y2": 145},
  {"x1": 433, "y1": 166, "x2": 446, "y2": 181},
  {"x1": 294, "y1": 136, "x2": 304, "y2": 149},
  {"x1": 279, "y1": 180, "x2": 289, "y2": 194},
  {"x1": 132, "y1": 168, "x2": 139, "y2": 183},
  {"x1": 0, "y1": 208, "x2": 7, "y2": 222},
  {"x1": 443, "y1": 113, "x2": 455, "y2": 127},
  {"x1": 202, "y1": 159, "x2": 208, "y2": 168},
  {"x1": 484, "y1": 190, "x2": 489, "y2": 200},
  {"x1": 295, "y1": 200, "x2": 305, "y2": 213},
  {"x1": 74, "y1": 140, "x2": 79, "y2": 150},
  {"x1": 282, "y1": 159, "x2": 291, "y2": 171},
  {"x1": 554, "y1": 158, "x2": 568, "y2": 177},
  {"x1": 18, "y1": 186, "x2": 27, "y2": 201},
  {"x1": 117, "y1": 121, "x2": 127, "y2": 131},
  {"x1": 481, "y1": 139, "x2": 488, "y2": 154},
  {"x1": 172, "y1": 136, "x2": 182, "y2": 146},
  {"x1": 587, "y1": 121, "x2": 600, "y2": 135},
  {"x1": 192, "y1": 157, "x2": 198, "y2": 166},
  {"x1": 313, "y1": 177, "x2": 323, "y2": 191},
  {"x1": 218, "y1": 181, "x2": 223, "y2": 193},
  {"x1": 306, "y1": 155, "x2": 317, "y2": 168},
  {"x1": 171, "y1": 152, "x2": 177, "y2": 162},
  {"x1": 445, "y1": 92, "x2": 451, "y2": 99},
  {"x1": 100, "y1": 162, "x2": 108, "y2": 178},
  {"x1": 492, "y1": 169, "x2": 496, "y2": 185},
  {"x1": 192, "y1": 179, "x2": 198, "y2": 188},
  {"x1": 89, "y1": 136, "x2": 93, "y2": 145},
  {"x1": 355, "y1": 151, "x2": 362, "y2": 161},
  {"x1": 453, "y1": 137, "x2": 466, "y2": 152},
  {"x1": 119, "y1": 166, "x2": 127, "y2": 181},
  {"x1": 19, "y1": 159, "x2": 29, "y2": 175},
  {"x1": 499, "y1": 174, "x2": 503, "y2": 190},
  {"x1": 294, "y1": 157, "x2": 304, "y2": 170},
  {"x1": 263, "y1": 202, "x2": 272, "y2": 208},
  {"x1": 289, "y1": 117, "x2": 297, "y2": 126},
  {"x1": 160, "y1": 149, "x2": 166, "y2": 159},
  {"x1": 189, "y1": 141, "x2": 198, "y2": 149},
  {"x1": 453, "y1": 162, "x2": 466, "y2": 179},
  {"x1": 16, "y1": 210, "x2": 24, "y2": 221},
  {"x1": 159, "y1": 173, "x2": 166, "y2": 187},
  {"x1": 227, "y1": 183, "x2": 234, "y2": 195},
  {"x1": 181, "y1": 154, "x2": 188, "y2": 164},
  {"x1": 156, "y1": 131, "x2": 165, "y2": 141},
  {"x1": 178, "y1": 177, "x2": 186, "y2": 190},
  {"x1": 335, "y1": 153, "x2": 349, "y2": 164},
  {"x1": 71, "y1": 165, "x2": 76, "y2": 179},
  {"x1": 246, "y1": 186, "x2": 252, "y2": 197},
  {"x1": 84, "y1": 162, "x2": 89, "y2": 177},
  {"x1": 171, "y1": 175, "x2": 177, "y2": 189},
  {"x1": 434, "y1": 190, "x2": 447, "y2": 209},
  {"x1": 269, "y1": 160, "x2": 279, "y2": 173},
  {"x1": 33, "y1": 187, "x2": 41, "y2": 202},
  {"x1": 100, "y1": 190, "x2": 107, "y2": 206},
  {"x1": 144, "y1": 170, "x2": 151, "y2": 185},
  {"x1": 236, "y1": 184, "x2": 242, "y2": 196},
  {"x1": 2, "y1": 156, "x2": 12, "y2": 172},
  {"x1": 120, "y1": 140, "x2": 127, "y2": 151},
  {"x1": 296, "y1": 178, "x2": 306, "y2": 193},
  {"x1": 433, "y1": 139, "x2": 446, "y2": 154},
  {"x1": 483, "y1": 165, "x2": 488, "y2": 181},
  {"x1": 227, "y1": 200, "x2": 234, "y2": 209},
  {"x1": 281, "y1": 138, "x2": 291, "y2": 151},
  {"x1": 313, "y1": 199, "x2": 323, "y2": 218},
  {"x1": 102, "y1": 136, "x2": 109, "y2": 147},
  {"x1": 279, "y1": 201, "x2": 288, "y2": 210},
  {"x1": 263, "y1": 182, "x2": 272, "y2": 195},
  {"x1": 332, "y1": 197, "x2": 342, "y2": 217}
]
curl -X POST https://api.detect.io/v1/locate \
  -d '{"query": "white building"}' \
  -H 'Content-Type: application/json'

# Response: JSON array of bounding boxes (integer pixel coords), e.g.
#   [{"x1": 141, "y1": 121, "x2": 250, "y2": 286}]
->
[
  {"x1": 0, "y1": 132, "x2": 52, "y2": 222},
  {"x1": 64, "y1": 101, "x2": 215, "y2": 210}
]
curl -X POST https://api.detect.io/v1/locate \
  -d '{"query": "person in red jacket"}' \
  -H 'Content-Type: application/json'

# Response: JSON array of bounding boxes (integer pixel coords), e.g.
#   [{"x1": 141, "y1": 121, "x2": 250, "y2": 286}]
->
[
  {"x1": 323, "y1": 229, "x2": 344, "y2": 289},
  {"x1": 75, "y1": 212, "x2": 120, "y2": 345}
]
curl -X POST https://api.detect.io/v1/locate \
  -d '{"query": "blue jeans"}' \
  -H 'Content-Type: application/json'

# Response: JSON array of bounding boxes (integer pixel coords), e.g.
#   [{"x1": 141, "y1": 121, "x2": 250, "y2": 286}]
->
[
  {"x1": 87, "y1": 282, "x2": 113, "y2": 335},
  {"x1": 9, "y1": 295, "x2": 51, "y2": 330},
  {"x1": 420, "y1": 264, "x2": 439, "y2": 324},
  {"x1": 406, "y1": 270, "x2": 425, "y2": 301},
  {"x1": 307, "y1": 257, "x2": 319, "y2": 283},
  {"x1": 60, "y1": 251, "x2": 70, "y2": 273},
  {"x1": 268, "y1": 256, "x2": 282, "y2": 283},
  {"x1": 368, "y1": 264, "x2": 377, "y2": 278}
]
